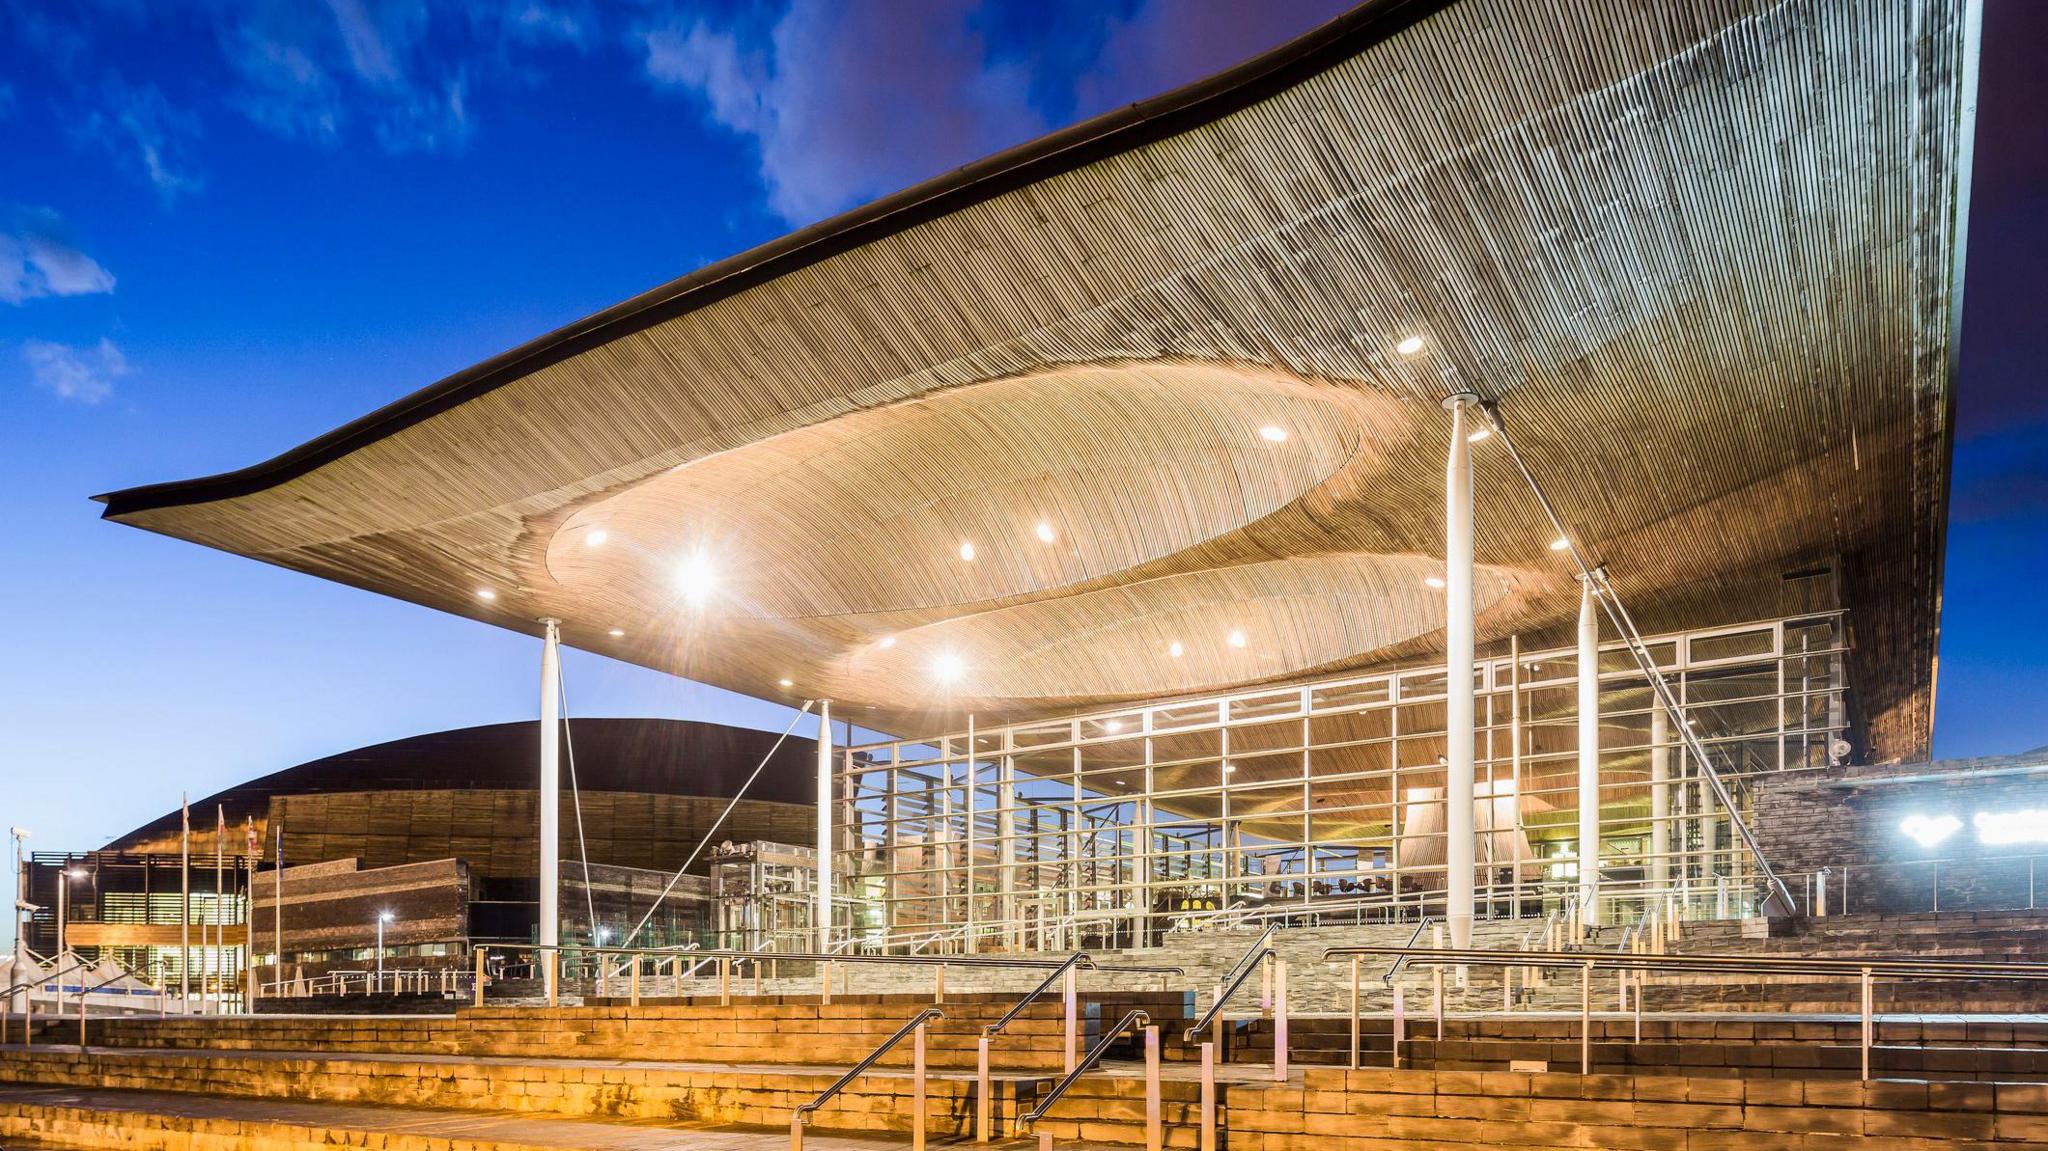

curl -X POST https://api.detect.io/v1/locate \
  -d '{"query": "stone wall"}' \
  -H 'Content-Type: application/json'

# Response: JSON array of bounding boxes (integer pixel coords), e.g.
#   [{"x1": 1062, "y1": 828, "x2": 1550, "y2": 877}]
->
[{"x1": 1751, "y1": 751, "x2": 2048, "y2": 914}]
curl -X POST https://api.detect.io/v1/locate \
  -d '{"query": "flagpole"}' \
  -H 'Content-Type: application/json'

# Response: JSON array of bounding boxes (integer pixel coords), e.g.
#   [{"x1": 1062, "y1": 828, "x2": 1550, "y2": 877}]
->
[{"x1": 180, "y1": 796, "x2": 190, "y2": 1011}]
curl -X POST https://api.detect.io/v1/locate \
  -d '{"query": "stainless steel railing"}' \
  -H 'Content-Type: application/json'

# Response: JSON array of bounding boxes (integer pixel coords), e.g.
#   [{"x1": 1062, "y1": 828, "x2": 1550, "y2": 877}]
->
[
  {"x1": 1021, "y1": 1007, "x2": 1157, "y2": 1147},
  {"x1": 1325, "y1": 943, "x2": 2048, "y2": 1080},
  {"x1": 790, "y1": 1006, "x2": 943, "y2": 1151}
]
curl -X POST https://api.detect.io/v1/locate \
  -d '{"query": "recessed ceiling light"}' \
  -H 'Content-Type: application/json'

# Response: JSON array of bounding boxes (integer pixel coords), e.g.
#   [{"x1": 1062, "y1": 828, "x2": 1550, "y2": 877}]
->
[
  {"x1": 585, "y1": 529, "x2": 609, "y2": 547},
  {"x1": 607, "y1": 628, "x2": 625, "y2": 638},
  {"x1": 1395, "y1": 335, "x2": 1425, "y2": 356},
  {"x1": 1227, "y1": 629, "x2": 1247, "y2": 648},
  {"x1": 1168, "y1": 641, "x2": 1184, "y2": 658},
  {"x1": 1222, "y1": 763, "x2": 1238, "y2": 774},
  {"x1": 933, "y1": 652, "x2": 965, "y2": 683},
  {"x1": 878, "y1": 635, "x2": 897, "y2": 649},
  {"x1": 959, "y1": 540, "x2": 976, "y2": 562},
  {"x1": 675, "y1": 550, "x2": 717, "y2": 606},
  {"x1": 1035, "y1": 521, "x2": 1056, "y2": 544},
  {"x1": 1466, "y1": 428, "x2": 1491, "y2": 444},
  {"x1": 1258, "y1": 425, "x2": 1289, "y2": 443},
  {"x1": 1425, "y1": 576, "x2": 1446, "y2": 589},
  {"x1": 475, "y1": 588, "x2": 497, "y2": 602},
  {"x1": 778, "y1": 678, "x2": 794, "y2": 688},
  {"x1": 1549, "y1": 536, "x2": 1571, "y2": 551}
]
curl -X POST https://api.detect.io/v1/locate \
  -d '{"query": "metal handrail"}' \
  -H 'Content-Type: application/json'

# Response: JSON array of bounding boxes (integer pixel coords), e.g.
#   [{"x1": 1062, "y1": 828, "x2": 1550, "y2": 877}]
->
[
  {"x1": 793, "y1": 1006, "x2": 945, "y2": 1124},
  {"x1": 984, "y1": 952, "x2": 1093, "y2": 1037},
  {"x1": 1218, "y1": 923, "x2": 1279, "y2": 989},
  {"x1": 1182, "y1": 939, "x2": 1273, "y2": 1043},
  {"x1": 1022, "y1": 1008, "x2": 1151, "y2": 1126},
  {"x1": 1324, "y1": 945, "x2": 2048, "y2": 981},
  {"x1": 1, "y1": 958, "x2": 93, "y2": 1000},
  {"x1": 1383, "y1": 915, "x2": 1436, "y2": 986},
  {"x1": 530, "y1": 942, "x2": 1180, "y2": 976}
]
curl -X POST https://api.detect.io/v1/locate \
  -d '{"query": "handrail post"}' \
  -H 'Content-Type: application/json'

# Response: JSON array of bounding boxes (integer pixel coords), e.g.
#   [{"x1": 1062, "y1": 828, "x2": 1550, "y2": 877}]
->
[
  {"x1": 1063, "y1": 967, "x2": 1077, "y2": 1073},
  {"x1": 1199, "y1": 1041, "x2": 1217, "y2": 1151},
  {"x1": 1432, "y1": 966, "x2": 1444, "y2": 1041},
  {"x1": 1348, "y1": 956, "x2": 1360, "y2": 1070},
  {"x1": 721, "y1": 958, "x2": 732, "y2": 1006},
  {"x1": 820, "y1": 960, "x2": 832, "y2": 1005},
  {"x1": 1260, "y1": 952, "x2": 1272, "y2": 1012},
  {"x1": 1211, "y1": 982, "x2": 1224, "y2": 1060},
  {"x1": 913, "y1": 1019, "x2": 928, "y2": 1151},
  {"x1": 1145, "y1": 1025, "x2": 1162, "y2": 1151},
  {"x1": 976, "y1": 1035, "x2": 991, "y2": 1142},
  {"x1": 1860, "y1": 966, "x2": 1874, "y2": 1081},
  {"x1": 1580, "y1": 961, "x2": 1592, "y2": 1074},
  {"x1": 1391, "y1": 984, "x2": 1404, "y2": 1069},
  {"x1": 473, "y1": 947, "x2": 486, "y2": 1009},
  {"x1": 1273, "y1": 959, "x2": 1289, "y2": 1082},
  {"x1": 631, "y1": 953, "x2": 642, "y2": 1006},
  {"x1": 547, "y1": 948, "x2": 559, "y2": 1007},
  {"x1": 936, "y1": 963, "x2": 946, "y2": 1005},
  {"x1": 1632, "y1": 970, "x2": 1642, "y2": 1042}
]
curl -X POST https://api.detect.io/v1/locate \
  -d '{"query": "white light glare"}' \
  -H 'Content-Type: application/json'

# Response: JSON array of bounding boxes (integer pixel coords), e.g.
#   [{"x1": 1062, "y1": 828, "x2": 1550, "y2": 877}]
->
[
  {"x1": 933, "y1": 652, "x2": 966, "y2": 683},
  {"x1": 675, "y1": 550, "x2": 718, "y2": 605},
  {"x1": 378, "y1": 910, "x2": 394, "y2": 923},
  {"x1": 778, "y1": 678, "x2": 794, "y2": 688},
  {"x1": 1227, "y1": 629, "x2": 1247, "y2": 648},
  {"x1": 585, "y1": 529, "x2": 608, "y2": 547},
  {"x1": 607, "y1": 628, "x2": 625, "y2": 638},
  {"x1": 1424, "y1": 575, "x2": 1447, "y2": 589},
  {"x1": 1975, "y1": 809, "x2": 2048, "y2": 846},
  {"x1": 959, "y1": 540, "x2": 977, "y2": 562},
  {"x1": 1898, "y1": 813, "x2": 1961, "y2": 849},
  {"x1": 1549, "y1": 536, "x2": 1571, "y2": 551},
  {"x1": 1395, "y1": 335, "x2": 1425, "y2": 356},
  {"x1": 878, "y1": 635, "x2": 897, "y2": 649},
  {"x1": 475, "y1": 588, "x2": 497, "y2": 602},
  {"x1": 1035, "y1": 522, "x2": 1056, "y2": 544},
  {"x1": 1465, "y1": 428, "x2": 1491, "y2": 444},
  {"x1": 1105, "y1": 720, "x2": 1123, "y2": 733},
  {"x1": 1168, "y1": 641, "x2": 1185, "y2": 658},
  {"x1": 1258, "y1": 425, "x2": 1289, "y2": 443}
]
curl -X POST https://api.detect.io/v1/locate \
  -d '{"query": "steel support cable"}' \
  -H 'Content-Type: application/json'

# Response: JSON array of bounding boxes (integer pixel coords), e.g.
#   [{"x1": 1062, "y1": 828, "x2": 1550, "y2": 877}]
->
[
  {"x1": 619, "y1": 699, "x2": 817, "y2": 949},
  {"x1": 555, "y1": 669, "x2": 601, "y2": 947},
  {"x1": 1469, "y1": 396, "x2": 1798, "y2": 918}
]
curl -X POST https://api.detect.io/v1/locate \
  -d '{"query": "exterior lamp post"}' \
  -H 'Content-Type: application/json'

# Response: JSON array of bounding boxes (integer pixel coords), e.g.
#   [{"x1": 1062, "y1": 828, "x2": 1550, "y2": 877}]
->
[
  {"x1": 375, "y1": 911, "x2": 393, "y2": 993},
  {"x1": 54, "y1": 868, "x2": 86, "y2": 958}
]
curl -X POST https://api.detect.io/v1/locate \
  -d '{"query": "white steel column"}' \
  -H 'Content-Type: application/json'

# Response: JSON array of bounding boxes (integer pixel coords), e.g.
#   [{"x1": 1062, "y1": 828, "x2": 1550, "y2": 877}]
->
[
  {"x1": 1650, "y1": 705, "x2": 1671, "y2": 889},
  {"x1": 1443, "y1": 394, "x2": 1477, "y2": 950},
  {"x1": 1576, "y1": 582, "x2": 1602, "y2": 926},
  {"x1": 816, "y1": 700, "x2": 834, "y2": 953},
  {"x1": 539, "y1": 620, "x2": 562, "y2": 962}
]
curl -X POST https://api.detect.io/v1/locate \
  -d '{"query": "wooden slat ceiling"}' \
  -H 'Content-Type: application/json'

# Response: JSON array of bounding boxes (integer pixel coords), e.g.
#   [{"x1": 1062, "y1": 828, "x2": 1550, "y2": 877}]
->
[{"x1": 99, "y1": 0, "x2": 1969, "y2": 760}]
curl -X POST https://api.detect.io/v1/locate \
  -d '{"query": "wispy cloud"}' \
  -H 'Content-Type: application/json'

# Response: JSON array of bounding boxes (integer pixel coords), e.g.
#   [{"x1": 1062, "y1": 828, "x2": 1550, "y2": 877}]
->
[
  {"x1": 641, "y1": 0, "x2": 1045, "y2": 226},
  {"x1": 23, "y1": 337, "x2": 131, "y2": 404},
  {"x1": 0, "y1": 209, "x2": 116, "y2": 305},
  {"x1": 83, "y1": 80, "x2": 204, "y2": 204},
  {"x1": 1071, "y1": 0, "x2": 1351, "y2": 118}
]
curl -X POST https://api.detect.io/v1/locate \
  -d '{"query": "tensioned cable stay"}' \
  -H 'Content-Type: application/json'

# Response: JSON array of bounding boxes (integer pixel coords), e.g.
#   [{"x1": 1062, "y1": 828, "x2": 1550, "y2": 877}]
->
[
  {"x1": 1469, "y1": 395, "x2": 1798, "y2": 918},
  {"x1": 618, "y1": 698, "x2": 817, "y2": 949},
  {"x1": 555, "y1": 668, "x2": 600, "y2": 945}
]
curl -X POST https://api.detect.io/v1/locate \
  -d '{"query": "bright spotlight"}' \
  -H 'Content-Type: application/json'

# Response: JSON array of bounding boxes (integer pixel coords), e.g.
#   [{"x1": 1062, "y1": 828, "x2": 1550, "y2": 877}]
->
[
  {"x1": 607, "y1": 628, "x2": 625, "y2": 638},
  {"x1": 1258, "y1": 425, "x2": 1289, "y2": 443},
  {"x1": 1395, "y1": 335, "x2": 1425, "y2": 356},
  {"x1": 1465, "y1": 427, "x2": 1491, "y2": 443},
  {"x1": 585, "y1": 529, "x2": 608, "y2": 547},
  {"x1": 1424, "y1": 575, "x2": 1446, "y2": 589},
  {"x1": 475, "y1": 588, "x2": 497, "y2": 602},
  {"x1": 675, "y1": 550, "x2": 718, "y2": 606},
  {"x1": 877, "y1": 635, "x2": 897, "y2": 649},
  {"x1": 778, "y1": 678, "x2": 794, "y2": 688},
  {"x1": 933, "y1": 652, "x2": 966, "y2": 683},
  {"x1": 1227, "y1": 629, "x2": 1247, "y2": 648},
  {"x1": 1168, "y1": 641, "x2": 1184, "y2": 658},
  {"x1": 1549, "y1": 536, "x2": 1571, "y2": 551},
  {"x1": 958, "y1": 540, "x2": 976, "y2": 562},
  {"x1": 1035, "y1": 522, "x2": 1056, "y2": 544}
]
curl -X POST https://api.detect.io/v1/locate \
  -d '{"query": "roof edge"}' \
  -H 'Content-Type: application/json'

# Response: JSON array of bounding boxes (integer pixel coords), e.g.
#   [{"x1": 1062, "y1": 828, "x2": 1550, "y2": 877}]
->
[{"x1": 96, "y1": 0, "x2": 1450, "y2": 519}]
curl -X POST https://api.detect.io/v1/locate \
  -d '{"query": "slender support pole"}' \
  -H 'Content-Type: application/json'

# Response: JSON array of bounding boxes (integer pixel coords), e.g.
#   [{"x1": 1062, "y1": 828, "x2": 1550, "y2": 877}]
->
[
  {"x1": 1139, "y1": 1025, "x2": 1162, "y2": 1151},
  {"x1": 976, "y1": 1036, "x2": 991, "y2": 1142},
  {"x1": 1577, "y1": 581, "x2": 1602, "y2": 926},
  {"x1": 1392, "y1": 984, "x2": 1405, "y2": 1069},
  {"x1": 1650, "y1": 707, "x2": 1671, "y2": 890},
  {"x1": 539, "y1": 621, "x2": 562, "y2": 982},
  {"x1": 913, "y1": 1021, "x2": 928, "y2": 1151},
  {"x1": 1632, "y1": 972, "x2": 1643, "y2": 1043},
  {"x1": 1200, "y1": 1042, "x2": 1217, "y2": 1151},
  {"x1": 1063, "y1": 967, "x2": 1078, "y2": 1074},
  {"x1": 630, "y1": 954, "x2": 641, "y2": 1007},
  {"x1": 473, "y1": 947, "x2": 486, "y2": 1009},
  {"x1": 1273, "y1": 959, "x2": 1289, "y2": 1082},
  {"x1": 820, "y1": 961, "x2": 831, "y2": 1006},
  {"x1": 1349, "y1": 956, "x2": 1360, "y2": 1070},
  {"x1": 1860, "y1": 966, "x2": 1874, "y2": 1081},
  {"x1": 721, "y1": 958, "x2": 732, "y2": 1005},
  {"x1": 1433, "y1": 966, "x2": 1444, "y2": 1041},
  {"x1": 180, "y1": 797, "x2": 190, "y2": 1012},
  {"x1": 1580, "y1": 961, "x2": 1592, "y2": 1074},
  {"x1": 1444, "y1": 393, "x2": 1478, "y2": 950},
  {"x1": 936, "y1": 963, "x2": 946, "y2": 1005},
  {"x1": 816, "y1": 700, "x2": 834, "y2": 953}
]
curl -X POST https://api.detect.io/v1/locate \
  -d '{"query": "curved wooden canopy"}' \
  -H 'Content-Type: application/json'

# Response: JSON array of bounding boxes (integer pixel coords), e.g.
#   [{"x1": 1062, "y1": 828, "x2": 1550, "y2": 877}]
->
[{"x1": 99, "y1": 0, "x2": 1971, "y2": 759}]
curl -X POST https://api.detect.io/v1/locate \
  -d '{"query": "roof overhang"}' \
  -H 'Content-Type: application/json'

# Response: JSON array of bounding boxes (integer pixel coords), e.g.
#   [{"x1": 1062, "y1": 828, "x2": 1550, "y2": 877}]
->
[{"x1": 99, "y1": 0, "x2": 1974, "y2": 758}]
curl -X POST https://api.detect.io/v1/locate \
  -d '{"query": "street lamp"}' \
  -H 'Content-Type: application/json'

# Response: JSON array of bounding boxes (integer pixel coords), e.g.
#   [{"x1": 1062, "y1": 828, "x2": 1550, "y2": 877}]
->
[
  {"x1": 375, "y1": 911, "x2": 394, "y2": 993},
  {"x1": 55, "y1": 868, "x2": 86, "y2": 957}
]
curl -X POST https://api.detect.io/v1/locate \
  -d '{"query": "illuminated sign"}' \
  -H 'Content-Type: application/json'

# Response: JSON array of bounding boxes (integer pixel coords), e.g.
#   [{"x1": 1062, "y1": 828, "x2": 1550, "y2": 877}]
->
[
  {"x1": 1898, "y1": 813, "x2": 1961, "y2": 848},
  {"x1": 1974, "y1": 809, "x2": 2048, "y2": 846}
]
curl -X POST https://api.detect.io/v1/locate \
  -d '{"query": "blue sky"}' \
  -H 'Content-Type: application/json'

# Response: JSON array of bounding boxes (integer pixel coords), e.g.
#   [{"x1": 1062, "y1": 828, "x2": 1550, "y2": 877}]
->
[{"x1": 0, "y1": 0, "x2": 2042, "y2": 873}]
